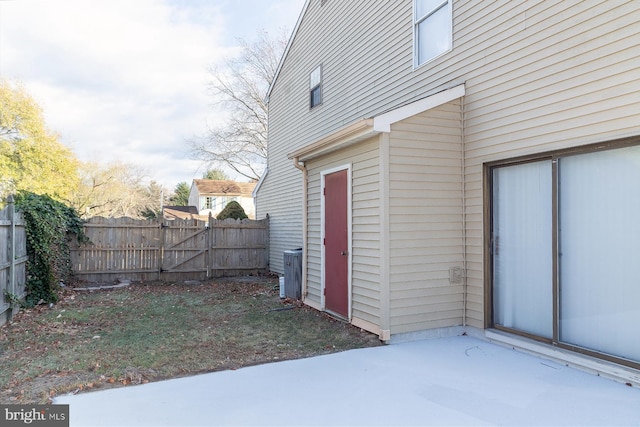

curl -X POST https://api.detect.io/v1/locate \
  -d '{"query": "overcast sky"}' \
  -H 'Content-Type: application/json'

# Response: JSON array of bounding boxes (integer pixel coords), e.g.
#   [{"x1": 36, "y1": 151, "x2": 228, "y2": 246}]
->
[{"x1": 0, "y1": 0, "x2": 304, "y2": 189}]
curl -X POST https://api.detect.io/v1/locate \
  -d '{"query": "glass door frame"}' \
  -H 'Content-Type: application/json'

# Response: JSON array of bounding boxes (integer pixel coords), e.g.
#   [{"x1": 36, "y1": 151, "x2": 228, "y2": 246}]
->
[{"x1": 484, "y1": 136, "x2": 640, "y2": 370}]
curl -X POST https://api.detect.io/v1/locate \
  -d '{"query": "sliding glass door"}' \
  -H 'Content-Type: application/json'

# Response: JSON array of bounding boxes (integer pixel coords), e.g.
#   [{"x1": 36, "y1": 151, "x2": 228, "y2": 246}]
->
[
  {"x1": 492, "y1": 161, "x2": 553, "y2": 338},
  {"x1": 559, "y1": 146, "x2": 640, "y2": 362},
  {"x1": 491, "y1": 143, "x2": 640, "y2": 365}
]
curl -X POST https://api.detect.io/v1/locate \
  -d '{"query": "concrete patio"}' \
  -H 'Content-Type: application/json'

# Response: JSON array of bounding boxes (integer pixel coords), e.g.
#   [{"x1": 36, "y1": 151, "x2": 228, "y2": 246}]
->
[{"x1": 54, "y1": 335, "x2": 640, "y2": 426}]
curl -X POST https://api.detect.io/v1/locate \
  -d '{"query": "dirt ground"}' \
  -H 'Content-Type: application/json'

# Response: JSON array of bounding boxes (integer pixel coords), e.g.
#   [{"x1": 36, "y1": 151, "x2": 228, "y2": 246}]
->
[{"x1": 0, "y1": 276, "x2": 381, "y2": 404}]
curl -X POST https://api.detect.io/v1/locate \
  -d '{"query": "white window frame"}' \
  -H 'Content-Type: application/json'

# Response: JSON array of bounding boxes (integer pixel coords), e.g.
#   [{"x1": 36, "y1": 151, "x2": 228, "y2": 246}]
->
[
  {"x1": 413, "y1": 0, "x2": 452, "y2": 68},
  {"x1": 203, "y1": 196, "x2": 216, "y2": 211}
]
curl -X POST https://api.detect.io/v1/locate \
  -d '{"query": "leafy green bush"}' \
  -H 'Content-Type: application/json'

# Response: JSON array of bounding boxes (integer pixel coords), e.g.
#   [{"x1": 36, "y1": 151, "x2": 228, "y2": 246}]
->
[
  {"x1": 14, "y1": 191, "x2": 87, "y2": 306},
  {"x1": 216, "y1": 200, "x2": 248, "y2": 220}
]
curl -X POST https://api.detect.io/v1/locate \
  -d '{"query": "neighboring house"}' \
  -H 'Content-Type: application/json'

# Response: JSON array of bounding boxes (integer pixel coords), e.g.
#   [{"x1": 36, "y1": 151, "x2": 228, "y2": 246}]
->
[
  {"x1": 188, "y1": 180, "x2": 256, "y2": 219},
  {"x1": 255, "y1": 0, "x2": 640, "y2": 380},
  {"x1": 162, "y1": 205, "x2": 200, "y2": 221}
]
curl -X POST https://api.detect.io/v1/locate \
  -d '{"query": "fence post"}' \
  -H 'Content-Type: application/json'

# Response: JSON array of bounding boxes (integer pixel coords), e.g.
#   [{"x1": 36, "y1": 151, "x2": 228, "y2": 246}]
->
[
  {"x1": 265, "y1": 214, "x2": 270, "y2": 271},
  {"x1": 206, "y1": 213, "x2": 212, "y2": 278},
  {"x1": 7, "y1": 195, "x2": 15, "y2": 300},
  {"x1": 158, "y1": 220, "x2": 165, "y2": 281}
]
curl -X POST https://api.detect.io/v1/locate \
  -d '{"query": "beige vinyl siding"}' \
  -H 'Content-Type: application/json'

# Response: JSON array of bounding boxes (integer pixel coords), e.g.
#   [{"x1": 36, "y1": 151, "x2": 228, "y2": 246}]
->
[
  {"x1": 264, "y1": 0, "x2": 640, "y2": 333},
  {"x1": 258, "y1": 0, "x2": 413, "y2": 274},
  {"x1": 305, "y1": 137, "x2": 381, "y2": 325},
  {"x1": 458, "y1": 0, "x2": 640, "y2": 328},
  {"x1": 254, "y1": 162, "x2": 303, "y2": 275},
  {"x1": 388, "y1": 102, "x2": 464, "y2": 335}
]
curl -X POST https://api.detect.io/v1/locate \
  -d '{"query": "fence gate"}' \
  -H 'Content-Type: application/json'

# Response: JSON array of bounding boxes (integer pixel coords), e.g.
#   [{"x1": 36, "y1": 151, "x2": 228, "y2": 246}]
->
[
  {"x1": 70, "y1": 216, "x2": 269, "y2": 283},
  {"x1": 160, "y1": 220, "x2": 209, "y2": 279}
]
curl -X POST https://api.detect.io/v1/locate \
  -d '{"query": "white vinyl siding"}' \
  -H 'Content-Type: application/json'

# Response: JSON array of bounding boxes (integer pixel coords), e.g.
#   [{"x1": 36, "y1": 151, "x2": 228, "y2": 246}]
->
[
  {"x1": 262, "y1": 0, "x2": 640, "y2": 334},
  {"x1": 306, "y1": 137, "x2": 381, "y2": 326},
  {"x1": 388, "y1": 102, "x2": 464, "y2": 334}
]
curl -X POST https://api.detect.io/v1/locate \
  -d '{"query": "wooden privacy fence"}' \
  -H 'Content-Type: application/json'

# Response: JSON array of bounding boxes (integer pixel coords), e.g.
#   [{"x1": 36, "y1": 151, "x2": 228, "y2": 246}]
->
[
  {"x1": 0, "y1": 196, "x2": 28, "y2": 325},
  {"x1": 70, "y1": 216, "x2": 269, "y2": 283}
]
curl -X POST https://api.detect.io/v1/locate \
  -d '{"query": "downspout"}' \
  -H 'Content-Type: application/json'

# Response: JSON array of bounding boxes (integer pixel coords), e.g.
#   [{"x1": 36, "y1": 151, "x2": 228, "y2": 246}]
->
[
  {"x1": 292, "y1": 156, "x2": 309, "y2": 300},
  {"x1": 461, "y1": 96, "x2": 468, "y2": 327}
]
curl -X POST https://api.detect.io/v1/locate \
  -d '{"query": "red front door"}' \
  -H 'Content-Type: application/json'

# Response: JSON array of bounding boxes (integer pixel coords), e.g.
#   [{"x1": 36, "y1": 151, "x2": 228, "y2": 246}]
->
[{"x1": 324, "y1": 169, "x2": 349, "y2": 318}]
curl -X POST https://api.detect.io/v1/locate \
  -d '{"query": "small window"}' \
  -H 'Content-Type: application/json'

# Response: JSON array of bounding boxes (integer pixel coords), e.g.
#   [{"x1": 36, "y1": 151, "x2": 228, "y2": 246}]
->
[
  {"x1": 309, "y1": 65, "x2": 322, "y2": 109},
  {"x1": 204, "y1": 196, "x2": 216, "y2": 210},
  {"x1": 414, "y1": 0, "x2": 452, "y2": 66}
]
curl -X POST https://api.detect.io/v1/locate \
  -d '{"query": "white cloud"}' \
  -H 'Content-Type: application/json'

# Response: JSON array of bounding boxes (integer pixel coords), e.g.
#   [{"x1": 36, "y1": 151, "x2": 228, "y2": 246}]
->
[{"x1": 0, "y1": 0, "x2": 305, "y2": 189}]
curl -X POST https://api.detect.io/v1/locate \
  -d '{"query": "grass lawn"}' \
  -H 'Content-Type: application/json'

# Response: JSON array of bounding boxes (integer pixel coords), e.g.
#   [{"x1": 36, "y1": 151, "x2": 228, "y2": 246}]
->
[{"x1": 0, "y1": 276, "x2": 381, "y2": 403}]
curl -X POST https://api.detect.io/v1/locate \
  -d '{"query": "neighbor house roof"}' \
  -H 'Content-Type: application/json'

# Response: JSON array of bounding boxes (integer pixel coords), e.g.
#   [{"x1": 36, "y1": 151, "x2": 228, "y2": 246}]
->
[
  {"x1": 162, "y1": 205, "x2": 200, "y2": 220},
  {"x1": 192, "y1": 180, "x2": 256, "y2": 196}
]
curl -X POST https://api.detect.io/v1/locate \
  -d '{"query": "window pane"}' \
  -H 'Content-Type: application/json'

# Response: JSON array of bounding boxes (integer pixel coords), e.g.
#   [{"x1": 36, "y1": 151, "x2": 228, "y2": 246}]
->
[
  {"x1": 493, "y1": 161, "x2": 553, "y2": 338},
  {"x1": 416, "y1": 0, "x2": 445, "y2": 19},
  {"x1": 310, "y1": 86, "x2": 321, "y2": 108},
  {"x1": 559, "y1": 146, "x2": 640, "y2": 362},
  {"x1": 310, "y1": 66, "x2": 322, "y2": 90},
  {"x1": 417, "y1": 5, "x2": 450, "y2": 64}
]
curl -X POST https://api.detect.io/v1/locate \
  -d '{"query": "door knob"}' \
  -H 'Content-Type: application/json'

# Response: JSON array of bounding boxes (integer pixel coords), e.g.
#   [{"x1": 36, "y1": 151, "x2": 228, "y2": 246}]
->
[{"x1": 340, "y1": 251, "x2": 348, "y2": 256}]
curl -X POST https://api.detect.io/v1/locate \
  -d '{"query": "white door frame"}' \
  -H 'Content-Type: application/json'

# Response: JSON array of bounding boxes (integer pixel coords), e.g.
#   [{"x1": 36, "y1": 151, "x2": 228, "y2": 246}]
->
[{"x1": 320, "y1": 164, "x2": 353, "y2": 320}]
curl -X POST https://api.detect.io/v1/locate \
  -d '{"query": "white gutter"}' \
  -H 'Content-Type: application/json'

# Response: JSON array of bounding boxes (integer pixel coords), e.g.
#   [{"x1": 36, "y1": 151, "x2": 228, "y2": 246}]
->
[
  {"x1": 288, "y1": 118, "x2": 376, "y2": 162},
  {"x1": 252, "y1": 167, "x2": 268, "y2": 198},
  {"x1": 292, "y1": 157, "x2": 309, "y2": 300}
]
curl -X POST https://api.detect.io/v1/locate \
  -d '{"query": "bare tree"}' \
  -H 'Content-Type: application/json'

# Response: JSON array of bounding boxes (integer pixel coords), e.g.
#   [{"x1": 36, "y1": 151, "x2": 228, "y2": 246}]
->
[
  {"x1": 190, "y1": 30, "x2": 289, "y2": 181},
  {"x1": 69, "y1": 161, "x2": 168, "y2": 219}
]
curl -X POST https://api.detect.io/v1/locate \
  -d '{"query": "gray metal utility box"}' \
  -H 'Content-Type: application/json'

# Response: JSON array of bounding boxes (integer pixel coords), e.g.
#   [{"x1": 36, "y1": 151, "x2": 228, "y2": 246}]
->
[{"x1": 283, "y1": 249, "x2": 302, "y2": 299}]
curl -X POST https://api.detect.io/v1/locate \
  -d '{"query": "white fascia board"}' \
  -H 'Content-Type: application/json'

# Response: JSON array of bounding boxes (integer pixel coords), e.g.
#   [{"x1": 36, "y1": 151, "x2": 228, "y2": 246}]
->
[
  {"x1": 373, "y1": 83, "x2": 466, "y2": 132},
  {"x1": 288, "y1": 118, "x2": 376, "y2": 162},
  {"x1": 252, "y1": 167, "x2": 268, "y2": 198}
]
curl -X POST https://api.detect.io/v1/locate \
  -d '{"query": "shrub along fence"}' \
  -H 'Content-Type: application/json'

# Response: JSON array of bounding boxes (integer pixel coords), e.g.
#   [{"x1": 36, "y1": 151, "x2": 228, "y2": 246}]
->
[
  {"x1": 69, "y1": 215, "x2": 270, "y2": 283},
  {"x1": 0, "y1": 196, "x2": 28, "y2": 324}
]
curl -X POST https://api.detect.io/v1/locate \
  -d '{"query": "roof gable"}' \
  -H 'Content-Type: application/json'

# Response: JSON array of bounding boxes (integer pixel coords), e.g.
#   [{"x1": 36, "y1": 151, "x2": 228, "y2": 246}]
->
[{"x1": 265, "y1": 0, "x2": 310, "y2": 103}]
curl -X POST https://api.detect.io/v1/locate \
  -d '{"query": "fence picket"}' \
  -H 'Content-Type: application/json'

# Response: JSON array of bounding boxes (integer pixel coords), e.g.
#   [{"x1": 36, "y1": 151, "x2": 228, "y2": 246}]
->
[
  {"x1": 0, "y1": 196, "x2": 28, "y2": 325},
  {"x1": 69, "y1": 216, "x2": 269, "y2": 283},
  {"x1": 1, "y1": 208, "x2": 269, "y2": 326}
]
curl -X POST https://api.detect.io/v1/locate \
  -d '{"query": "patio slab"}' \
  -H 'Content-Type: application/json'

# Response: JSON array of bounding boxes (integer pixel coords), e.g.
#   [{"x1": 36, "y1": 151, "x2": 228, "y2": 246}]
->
[{"x1": 54, "y1": 335, "x2": 640, "y2": 426}]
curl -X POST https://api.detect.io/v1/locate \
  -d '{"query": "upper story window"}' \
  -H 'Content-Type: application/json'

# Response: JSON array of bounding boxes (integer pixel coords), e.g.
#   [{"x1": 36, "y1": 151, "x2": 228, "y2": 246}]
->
[
  {"x1": 203, "y1": 196, "x2": 216, "y2": 210},
  {"x1": 414, "y1": 0, "x2": 452, "y2": 67},
  {"x1": 309, "y1": 65, "x2": 323, "y2": 109}
]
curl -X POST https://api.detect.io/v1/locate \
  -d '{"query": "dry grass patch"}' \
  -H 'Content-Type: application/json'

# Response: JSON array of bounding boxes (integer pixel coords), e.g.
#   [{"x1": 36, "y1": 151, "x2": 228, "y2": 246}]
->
[{"x1": 0, "y1": 276, "x2": 381, "y2": 403}]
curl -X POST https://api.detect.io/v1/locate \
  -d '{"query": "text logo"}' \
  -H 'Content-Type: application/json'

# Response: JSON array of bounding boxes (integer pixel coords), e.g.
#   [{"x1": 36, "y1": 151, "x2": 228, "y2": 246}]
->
[{"x1": 1, "y1": 405, "x2": 69, "y2": 427}]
